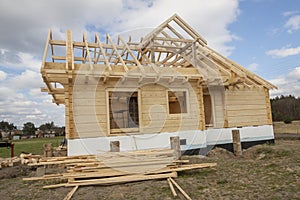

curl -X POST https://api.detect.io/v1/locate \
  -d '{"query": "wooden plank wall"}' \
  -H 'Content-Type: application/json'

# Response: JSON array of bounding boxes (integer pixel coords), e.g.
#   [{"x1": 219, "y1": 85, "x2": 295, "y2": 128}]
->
[
  {"x1": 69, "y1": 78, "x2": 204, "y2": 138},
  {"x1": 72, "y1": 75, "x2": 106, "y2": 138},
  {"x1": 225, "y1": 87, "x2": 269, "y2": 127},
  {"x1": 141, "y1": 83, "x2": 201, "y2": 134}
]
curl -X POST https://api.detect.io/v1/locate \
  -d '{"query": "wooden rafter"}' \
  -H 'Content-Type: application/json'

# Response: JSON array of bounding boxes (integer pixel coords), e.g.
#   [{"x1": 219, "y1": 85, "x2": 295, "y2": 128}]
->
[
  {"x1": 118, "y1": 36, "x2": 145, "y2": 75},
  {"x1": 106, "y1": 34, "x2": 128, "y2": 73},
  {"x1": 95, "y1": 33, "x2": 112, "y2": 72},
  {"x1": 41, "y1": 14, "x2": 276, "y2": 108},
  {"x1": 83, "y1": 33, "x2": 93, "y2": 71}
]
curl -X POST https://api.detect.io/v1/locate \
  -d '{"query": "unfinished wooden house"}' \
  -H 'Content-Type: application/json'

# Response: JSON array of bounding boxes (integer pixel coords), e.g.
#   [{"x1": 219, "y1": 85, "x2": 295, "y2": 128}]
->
[{"x1": 41, "y1": 14, "x2": 277, "y2": 156}]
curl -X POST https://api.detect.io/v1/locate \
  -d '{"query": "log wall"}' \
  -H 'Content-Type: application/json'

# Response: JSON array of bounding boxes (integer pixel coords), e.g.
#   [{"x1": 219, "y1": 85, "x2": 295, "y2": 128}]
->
[
  {"x1": 69, "y1": 78, "x2": 204, "y2": 139},
  {"x1": 225, "y1": 87, "x2": 270, "y2": 127}
]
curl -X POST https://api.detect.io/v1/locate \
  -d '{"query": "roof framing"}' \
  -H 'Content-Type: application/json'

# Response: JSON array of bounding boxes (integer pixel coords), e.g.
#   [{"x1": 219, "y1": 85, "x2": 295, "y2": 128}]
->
[{"x1": 41, "y1": 14, "x2": 276, "y2": 105}]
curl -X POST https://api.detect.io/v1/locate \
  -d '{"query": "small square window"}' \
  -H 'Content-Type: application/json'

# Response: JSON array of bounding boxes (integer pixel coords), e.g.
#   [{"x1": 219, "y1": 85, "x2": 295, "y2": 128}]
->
[
  {"x1": 168, "y1": 91, "x2": 187, "y2": 114},
  {"x1": 180, "y1": 139, "x2": 187, "y2": 145}
]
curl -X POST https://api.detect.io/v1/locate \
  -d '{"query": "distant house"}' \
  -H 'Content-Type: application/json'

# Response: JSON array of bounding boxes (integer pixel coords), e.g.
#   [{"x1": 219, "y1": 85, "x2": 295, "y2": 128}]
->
[
  {"x1": 13, "y1": 135, "x2": 20, "y2": 140},
  {"x1": 41, "y1": 14, "x2": 276, "y2": 156}
]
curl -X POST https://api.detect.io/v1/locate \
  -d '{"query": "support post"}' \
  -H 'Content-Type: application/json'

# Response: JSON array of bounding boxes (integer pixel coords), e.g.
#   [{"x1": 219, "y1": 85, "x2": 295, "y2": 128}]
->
[
  {"x1": 43, "y1": 143, "x2": 53, "y2": 157},
  {"x1": 232, "y1": 130, "x2": 242, "y2": 156},
  {"x1": 110, "y1": 141, "x2": 120, "y2": 152},
  {"x1": 170, "y1": 136, "x2": 181, "y2": 159},
  {"x1": 10, "y1": 142, "x2": 14, "y2": 158}
]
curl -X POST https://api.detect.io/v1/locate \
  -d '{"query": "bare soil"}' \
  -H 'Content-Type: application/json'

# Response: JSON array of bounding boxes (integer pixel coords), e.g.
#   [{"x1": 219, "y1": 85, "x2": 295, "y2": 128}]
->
[{"x1": 0, "y1": 138, "x2": 299, "y2": 200}]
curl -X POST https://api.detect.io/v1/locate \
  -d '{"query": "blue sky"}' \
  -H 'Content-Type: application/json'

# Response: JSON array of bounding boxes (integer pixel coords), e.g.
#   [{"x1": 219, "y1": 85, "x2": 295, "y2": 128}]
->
[
  {"x1": 229, "y1": 0, "x2": 300, "y2": 81},
  {"x1": 0, "y1": 0, "x2": 299, "y2": 127}
]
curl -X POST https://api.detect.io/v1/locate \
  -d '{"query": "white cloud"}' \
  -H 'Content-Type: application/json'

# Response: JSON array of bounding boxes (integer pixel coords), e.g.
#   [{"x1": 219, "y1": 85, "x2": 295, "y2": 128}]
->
[
  {"x1": 0, "y1": 0, "x2": 240, "y2": 126},
  {"x1": 6, "y1": 70, "x2": 42, "y2": 90},
  {"x1": 247, "y1": 63, "x2": 258, "y2": 72},
  {"x1": 284, "y1": 15, "x2": 300, "y2": 33},
  {"x1": 287, "y1": 66, "x2": 300, "y2": 80},
  {"x1": 0, "y1": 72, "x2": 64, "y2": 127},
  {"x1": 282, "y1": 11, "x2": 298, "y2": 17},
  {"x1": 0, "y1": 49, "x2": 41, "y2": 72},
  {"x1": 0, "y1": 70, "x2": 7, "y2": 81},
  {"x1": 114, "y1": 0, "x2": 240, "y2": 56},
  {"x1": 266, "y1": 45, "x2": 300, "y2": 58},
  {"x1": 0, "y1": 0, "x2": 239, "y2": 58},
  {"x1": 269, "y1": 67, "x2": 300, "y2": 97}
]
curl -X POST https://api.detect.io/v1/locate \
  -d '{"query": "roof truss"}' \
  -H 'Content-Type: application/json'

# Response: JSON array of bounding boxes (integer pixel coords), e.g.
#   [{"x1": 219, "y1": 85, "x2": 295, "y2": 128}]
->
[{"x1": 41, "y1": 14, "x2": 276, "y2": 105}]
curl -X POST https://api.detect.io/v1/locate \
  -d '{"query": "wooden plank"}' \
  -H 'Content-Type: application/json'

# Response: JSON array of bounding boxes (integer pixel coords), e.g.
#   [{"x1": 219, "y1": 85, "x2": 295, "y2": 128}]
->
[
  {"x1": 169, "y1": 177, "x2": 192, "y2": 200},
  {"x1": 28, "y1": 158, "x2": 98, "y2": 166},
  {"x1": 227, "y1": 115, "x2": 267, "y2": 122},
  {"x1": 41, "y1": 30, "x2": 51, "y2": 69},
  {"x1": 63, "y1": 186, "x2": 79, "y2": 200},
  {"x1": 149, "y1": 163, "x2": 217, "y2": 174},
  {"x1": 167, "y1": 178, "x2": 177, "y2": 197},
  {"x1": 226, "y1": 104, "x2": 267, "y2": 111},
  {"x1": 227, "y1": 109, "x2": 267, "y2": 117},
  {"x1": 44, "y1": 172, "x2": 177, "y2": 188},
  {"x1": 23, "y1": 174, "x2": 65, "y2": 181}
]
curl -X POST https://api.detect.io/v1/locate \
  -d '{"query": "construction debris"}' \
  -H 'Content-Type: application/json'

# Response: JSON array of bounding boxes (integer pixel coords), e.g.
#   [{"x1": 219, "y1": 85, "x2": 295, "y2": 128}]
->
[{"x1": 0, "y1": 157, "x2": 21, "y2": 168}]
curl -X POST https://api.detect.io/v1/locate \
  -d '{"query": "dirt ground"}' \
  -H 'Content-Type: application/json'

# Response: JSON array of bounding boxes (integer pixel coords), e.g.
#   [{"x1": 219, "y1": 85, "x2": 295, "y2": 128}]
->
[{"x1": 0, "y1": 138, "x2": 299, "y2": 200}]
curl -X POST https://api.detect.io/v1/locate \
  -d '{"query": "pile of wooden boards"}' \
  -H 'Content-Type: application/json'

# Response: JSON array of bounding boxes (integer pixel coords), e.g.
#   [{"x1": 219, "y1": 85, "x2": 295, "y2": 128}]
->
[
  {"x1": 23, "y1": 148, "x2": 217, "y2": 199},
  {"x1": 0, "y1": 157, "x2": 21, "y2": 168},
  {"x1": 20, "y1": 153, "x2": 42, "y2": 165},
  {"x1": 0, "y1": 153, "x2": 42, "y2": 169}
]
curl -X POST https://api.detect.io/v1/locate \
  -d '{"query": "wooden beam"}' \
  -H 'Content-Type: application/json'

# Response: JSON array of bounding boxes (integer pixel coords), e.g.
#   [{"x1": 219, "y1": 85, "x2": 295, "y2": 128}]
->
[
  {"x1": 141, "y1": 13, "x2": 178, "y2": 49},
  {"x1": 44, "y1": 172, "x2": 178, "y2": 188},
  {"x1": 168, "y1": 177, "x2": 192, "y2": 200},
  {"x1": 41, "y1": 30, "x2": 51, "y2": 69},
  {"x1": 95, "y1": 33, "x2": 112, "y2": 72},
  {"x1": 167, "y1": 178, "x2": 177, "y2": 197},
  {"x1": 107, "y1": 34, "x2": 129, "y2": 73},
  {"x1": 173, "y1": 14, "x2": 207, "y2": 45},
  {"x1": 63, "y1": 186, "x2": 79, "y2": 200},
  {"x1": 83, "y1": 33, "x2": 93, "y2": 71},
  {"x1": 118, "y1": 35, "x2": 145, "y2": 75}
]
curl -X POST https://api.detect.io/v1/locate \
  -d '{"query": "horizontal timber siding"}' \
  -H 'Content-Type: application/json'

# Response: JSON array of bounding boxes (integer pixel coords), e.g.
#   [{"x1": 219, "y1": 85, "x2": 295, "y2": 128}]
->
[{"x1": 225, "y1": 88, "x2": 268, "y2": 127}]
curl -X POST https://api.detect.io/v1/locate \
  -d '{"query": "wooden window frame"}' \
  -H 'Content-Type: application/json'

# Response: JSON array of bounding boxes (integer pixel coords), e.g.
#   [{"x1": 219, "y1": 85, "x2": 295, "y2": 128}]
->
[
  {"x1": 166, "y1": 89, "x2": 190, "y2": 116},
  {"x1": 106, "y1": 88, "x2": 142, "y2": 135}
]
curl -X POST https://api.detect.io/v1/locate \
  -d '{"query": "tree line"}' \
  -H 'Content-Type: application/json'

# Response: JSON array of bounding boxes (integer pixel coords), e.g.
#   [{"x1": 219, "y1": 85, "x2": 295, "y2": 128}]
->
[
  {"x1": 0, "y1": 121, "x2": 65, "y2": 138},
  {"x1": 271, "y1": 95, "x2": 300, "y2": 122}
]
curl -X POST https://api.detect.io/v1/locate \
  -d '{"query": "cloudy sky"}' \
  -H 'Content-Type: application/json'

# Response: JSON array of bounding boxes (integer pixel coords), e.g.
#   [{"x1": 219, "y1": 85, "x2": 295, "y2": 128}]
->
[{"x1": 0, "y1": 0, "x2": 299, "y2": 127}]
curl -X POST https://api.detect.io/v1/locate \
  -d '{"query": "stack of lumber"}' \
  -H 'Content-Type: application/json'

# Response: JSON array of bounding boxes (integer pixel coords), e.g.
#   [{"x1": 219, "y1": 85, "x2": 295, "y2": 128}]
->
[
  {"x1": 0, "y1": 157, "x2": 21, "y2": 168},
  {"x1": 23, "y1": 148, "x2": 216, "y2": 199},
  {"x1": 20, "y1": 153, "x2": 42, "y2": 165}
]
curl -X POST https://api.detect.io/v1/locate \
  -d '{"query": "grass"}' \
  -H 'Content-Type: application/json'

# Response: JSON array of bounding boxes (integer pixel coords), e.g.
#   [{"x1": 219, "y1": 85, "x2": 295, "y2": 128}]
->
[
  {"x1": 273, "y1": 120, "x2": 300, "y2": 134},
  {"x1": 0, "y1": 136, "x2": 63, "y2": 158}
]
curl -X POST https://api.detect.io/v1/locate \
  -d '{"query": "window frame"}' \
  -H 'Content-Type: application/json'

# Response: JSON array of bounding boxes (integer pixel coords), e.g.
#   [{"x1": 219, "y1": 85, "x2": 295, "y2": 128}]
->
[
  {"x1": 106, "y1": 88, "x2": 142, "y2": 135},
  {"x1": 166, "y1": 89, "x2": 190, "y2": 116}
]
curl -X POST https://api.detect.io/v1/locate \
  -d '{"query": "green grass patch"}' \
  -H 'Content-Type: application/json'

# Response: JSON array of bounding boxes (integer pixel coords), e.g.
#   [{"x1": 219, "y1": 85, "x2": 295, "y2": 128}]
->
[
  {"x1": 256, "y1": 145, "x2": 274, "y2": 154},
  {"x1": 0, "y1": 136, "x2": 63, "y2": 158},
  {"x1": 275, "y1": 150, "x2": 293, "y2": 157}
]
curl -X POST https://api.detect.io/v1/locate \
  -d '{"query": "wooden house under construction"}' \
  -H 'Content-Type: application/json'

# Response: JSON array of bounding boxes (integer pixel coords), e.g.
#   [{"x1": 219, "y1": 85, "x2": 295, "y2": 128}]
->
[{"x1": 41, "y1": 14, "x2": 277, "y2": 156}]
